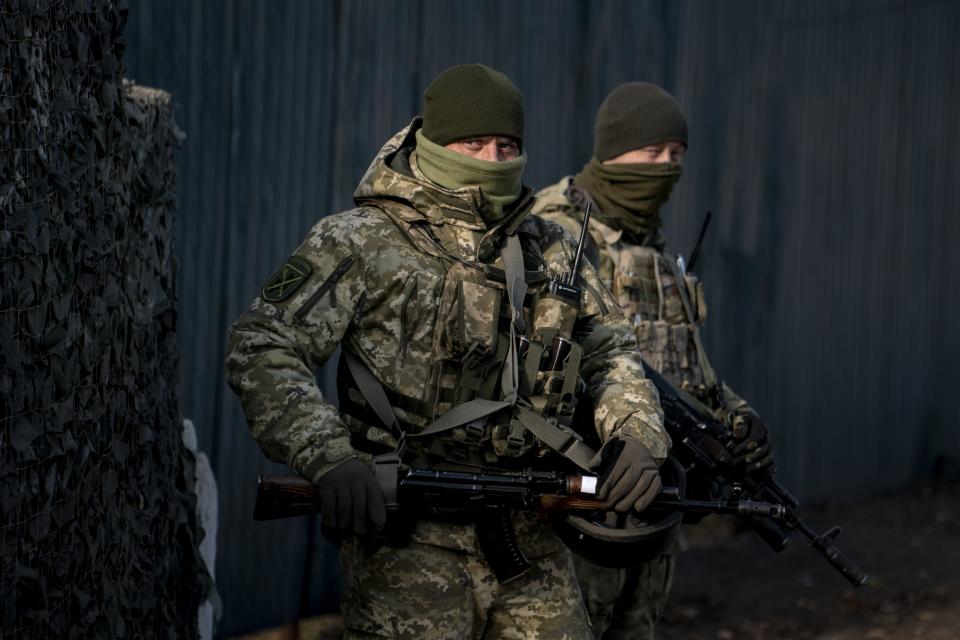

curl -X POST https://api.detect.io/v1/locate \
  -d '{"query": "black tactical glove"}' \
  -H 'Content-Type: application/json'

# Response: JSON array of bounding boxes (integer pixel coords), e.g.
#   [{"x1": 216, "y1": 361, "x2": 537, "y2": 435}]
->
[
  {"x1": 726, "y1": 409, "x2": 775, "y2": 478},
  {"x1": 591, "y1": 436, "x2": 662, "y2": 514},
  {"x1": 315, "y1": 458, "x2": 387, "y2": 542}
]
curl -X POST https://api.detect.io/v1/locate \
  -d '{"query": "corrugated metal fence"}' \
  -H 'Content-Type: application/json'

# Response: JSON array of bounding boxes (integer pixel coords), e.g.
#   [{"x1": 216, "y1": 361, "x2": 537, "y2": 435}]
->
[{"x1": 122, "y1": 0, "x2": 960, "y2": 634}]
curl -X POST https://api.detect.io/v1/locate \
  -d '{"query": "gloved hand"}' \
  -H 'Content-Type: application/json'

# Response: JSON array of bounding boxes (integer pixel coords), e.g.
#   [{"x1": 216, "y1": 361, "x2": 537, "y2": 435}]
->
[
  {"x1": 591, "y1": 436, "x2": 662, "y2": 514},
  {"x1": 726, "y1": 410, "x2": 775, "y2": 478},
  {"x1": 315, "y1": 458, "x2": 387, "y2": 542}
]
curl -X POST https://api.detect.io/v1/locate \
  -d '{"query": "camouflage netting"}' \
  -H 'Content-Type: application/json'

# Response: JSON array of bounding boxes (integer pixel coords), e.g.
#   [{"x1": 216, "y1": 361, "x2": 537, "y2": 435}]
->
[{"x1": 0, "y1": 1, "x2": 207, "y2": 638}]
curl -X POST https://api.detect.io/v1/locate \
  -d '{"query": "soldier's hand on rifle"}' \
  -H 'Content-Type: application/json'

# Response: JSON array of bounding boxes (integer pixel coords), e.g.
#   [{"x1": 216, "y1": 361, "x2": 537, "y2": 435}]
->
[
  {"x1": 314, "y1": 458, "x2": 387, "y2": 542},
  {"x1": 726, "y1": 410, "x2": 775, "y2": 478},
  {"x1": 591, "y1": 436, "x2": 662, "y2": 513}
]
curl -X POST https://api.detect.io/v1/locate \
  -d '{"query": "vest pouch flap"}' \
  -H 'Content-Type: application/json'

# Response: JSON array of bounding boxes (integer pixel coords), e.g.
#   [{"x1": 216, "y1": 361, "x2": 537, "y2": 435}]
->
[
  {"x1": 433, "y1": 263, "x2": 504, "y2": 363},
  {"x1": 530, "y1": 292, "x2": 578, "y2": 342},
  {"x1": 683, "y1": 274, "x2": 708, "y2": 324},
  {"x1": 612, "y1": 251, "x2": 659, "y2": 321},
  {"x1": 658, "y1": 275, "x2": 683, "y2": 323},
  {"x1": 614, "y1": 271, "x2": 657, "y2": 293},
  {"x1": 635, "y1": 319, "x2": 669, "y2": 373},
  {"x1": 458, "y1": 280, "x2": 502, "y2": 360},
  {"x1": 669, "y1": 323, "x2": 692, "y2": 370},
  {"x1": 635, "y1": 319, "x2": 707, "y2": 391}
]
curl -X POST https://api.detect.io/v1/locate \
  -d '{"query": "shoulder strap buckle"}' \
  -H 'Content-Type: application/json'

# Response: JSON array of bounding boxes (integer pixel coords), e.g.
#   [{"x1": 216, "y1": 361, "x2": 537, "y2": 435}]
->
[
  {"x1": 463, "y1": 419, "x2": 487, "y2": 446},
  {"x1": 373, "y1": 437, "x2": 407, "y2": 512}
]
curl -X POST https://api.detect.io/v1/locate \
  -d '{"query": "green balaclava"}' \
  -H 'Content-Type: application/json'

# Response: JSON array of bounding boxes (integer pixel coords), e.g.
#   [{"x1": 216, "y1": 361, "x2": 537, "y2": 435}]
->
[
  {"x1": 575, "y1": 82, "x2": 687, "y2": 241},
  {"x1": 416, "y1": 63, "x2": 526, "y2": 224},
  {"x1": 414, "y1": 130, "x2": 526, "y2": 223},
  {"x1": 574, "y1": 159, "x2": 681, "y2": 240}
]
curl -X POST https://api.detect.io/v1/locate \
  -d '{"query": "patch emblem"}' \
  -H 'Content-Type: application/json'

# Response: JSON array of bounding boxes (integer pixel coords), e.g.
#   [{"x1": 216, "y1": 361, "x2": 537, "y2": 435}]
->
[{"x1": 261, "y1": 256, "x2": 313, "y2": 302}]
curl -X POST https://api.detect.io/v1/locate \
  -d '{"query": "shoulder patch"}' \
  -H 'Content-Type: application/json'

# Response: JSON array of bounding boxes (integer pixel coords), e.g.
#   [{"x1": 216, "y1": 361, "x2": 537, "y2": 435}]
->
[{"x1": 261, "y1": 255, "x2": 313, "y2": 302}]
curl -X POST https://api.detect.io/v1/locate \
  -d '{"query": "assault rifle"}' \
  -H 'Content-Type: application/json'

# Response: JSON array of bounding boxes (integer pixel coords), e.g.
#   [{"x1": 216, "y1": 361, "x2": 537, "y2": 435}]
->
[
  {"x1": 254, "y1": 465, "x2": 789, "y2": 583},
  {"x1": 640, "y1": 361, "x2": 868, "y2": 586}
]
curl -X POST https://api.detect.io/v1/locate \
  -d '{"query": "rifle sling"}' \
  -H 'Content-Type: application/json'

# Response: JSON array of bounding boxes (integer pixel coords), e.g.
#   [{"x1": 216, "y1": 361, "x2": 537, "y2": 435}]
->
[
  {"x1": 344, "y1": 350, "x2": 399, "y2": 433},
  {"x1": 514, "y1": 406, "x2": 594, "y2": 471}
]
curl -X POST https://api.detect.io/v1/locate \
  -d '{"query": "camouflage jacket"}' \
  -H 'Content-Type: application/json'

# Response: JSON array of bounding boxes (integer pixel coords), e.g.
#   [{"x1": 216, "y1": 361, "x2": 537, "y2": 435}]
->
[
  {"x1": 224, "y1": 121, "x2": 669, "y2": 490},
  {"x1": 533, "y1": 176, "x2": 751, "y2": 417}
]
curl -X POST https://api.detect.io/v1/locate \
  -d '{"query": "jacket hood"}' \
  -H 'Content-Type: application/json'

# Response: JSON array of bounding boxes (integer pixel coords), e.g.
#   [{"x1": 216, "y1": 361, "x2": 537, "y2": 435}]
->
[{"x1": 353, "y1": 117, "x2": 535, "y2": 235}]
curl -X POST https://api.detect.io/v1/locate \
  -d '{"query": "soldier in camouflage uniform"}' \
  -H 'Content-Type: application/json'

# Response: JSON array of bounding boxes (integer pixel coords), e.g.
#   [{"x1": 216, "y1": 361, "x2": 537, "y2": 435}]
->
[
  {"x1": 225, "y1": 66, "x2": 671, "y2": 639},
  {"x1": 533, "y1": 82, "x2": 776, "y2": 639}
]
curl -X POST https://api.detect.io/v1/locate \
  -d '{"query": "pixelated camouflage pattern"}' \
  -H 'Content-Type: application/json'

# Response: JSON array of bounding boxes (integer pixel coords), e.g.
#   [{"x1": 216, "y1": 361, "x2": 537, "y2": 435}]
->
[
  {"x1": 534, "y1": 176, "x2": 753, "y2": 640},
  {"x1": 340, "y1": 516, "x2": 592, "y2": 639},
  {"x1": 225, "y1": 120, "x2": 667, "y2": 525},
  {"x1": 530, "y1": 293, "x2": 578, "y2": 340},
  {"x1": 433, "y1": 269, "x2": 503, "y2": 363},
  {"x1": 571, "y1": 551, "x2": 675, "y2": 640},
  {"x1": 533, "y1": 177, "x2": 750, "y2": 413}
]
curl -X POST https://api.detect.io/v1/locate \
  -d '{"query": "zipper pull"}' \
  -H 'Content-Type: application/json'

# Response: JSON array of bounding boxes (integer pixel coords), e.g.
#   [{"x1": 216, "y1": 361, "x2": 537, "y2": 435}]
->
[
  {"x1": 293, "y1": 255, "x2": 355, "y2": 321},
  {"x1": 328, "y1": 256, "x2": 354, "y2": 307},
  {"x1": 424, "y1": 225, "x2": 443, "y2": 246}
]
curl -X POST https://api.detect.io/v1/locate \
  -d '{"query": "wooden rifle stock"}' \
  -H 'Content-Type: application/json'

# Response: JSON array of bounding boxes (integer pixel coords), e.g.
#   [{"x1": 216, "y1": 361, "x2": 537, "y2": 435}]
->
[{"x1": 254, "y1": 474, "x2": 323, "y2": 521}]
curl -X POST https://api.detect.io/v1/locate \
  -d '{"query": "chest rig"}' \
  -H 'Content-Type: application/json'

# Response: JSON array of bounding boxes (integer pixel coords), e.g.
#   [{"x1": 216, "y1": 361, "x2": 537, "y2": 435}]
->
[
  {"x1": 607, "y1": 229, "x2": 719, "y2": 402},
  {"x1": 561, "y1": 180, "x2": 720, "y2": 404},
  {"x1": 337, "y1": 201, "x2": 597, "y2": 472}
]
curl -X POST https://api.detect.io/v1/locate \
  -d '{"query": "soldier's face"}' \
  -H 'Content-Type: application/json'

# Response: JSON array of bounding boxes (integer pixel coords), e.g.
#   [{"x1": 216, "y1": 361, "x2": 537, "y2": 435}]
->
[
  {"x1": 445, "y1": 136, "x2": 521, "y2": 162},
  {"x1": 604, "y1": 141, "x2": 686, "y2": 165}
]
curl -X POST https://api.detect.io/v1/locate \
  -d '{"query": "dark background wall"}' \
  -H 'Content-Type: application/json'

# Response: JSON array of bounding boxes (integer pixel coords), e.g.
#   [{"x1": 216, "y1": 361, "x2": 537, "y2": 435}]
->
[{"x1": 122, "y1": 0, "x2": 960, "y2": 635}]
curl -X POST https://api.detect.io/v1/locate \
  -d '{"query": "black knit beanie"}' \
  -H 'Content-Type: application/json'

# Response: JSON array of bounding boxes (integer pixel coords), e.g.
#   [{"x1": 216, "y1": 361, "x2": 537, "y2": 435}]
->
[
  {"x1": 594, "y1": 82, "x2": 688, "y2": 161},
  {"x1": 422, "y1": 64, "x2": 524, "y2": 147}
]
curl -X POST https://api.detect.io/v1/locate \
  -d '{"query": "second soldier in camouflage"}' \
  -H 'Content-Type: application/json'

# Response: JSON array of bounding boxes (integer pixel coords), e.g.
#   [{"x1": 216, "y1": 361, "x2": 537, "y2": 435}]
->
[{"x1": 533, "y1": 82, "x2": 776, "y2": 640}]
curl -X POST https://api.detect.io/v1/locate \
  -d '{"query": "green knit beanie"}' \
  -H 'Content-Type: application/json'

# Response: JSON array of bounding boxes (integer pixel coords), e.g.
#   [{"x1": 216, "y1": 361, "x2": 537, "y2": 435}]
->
[
  {"x1": 422, "y1": 64, "x2": 524, "y2": 147},
  {"x1": 594, "y1": 82, "x2": 688, "y2": 161}
]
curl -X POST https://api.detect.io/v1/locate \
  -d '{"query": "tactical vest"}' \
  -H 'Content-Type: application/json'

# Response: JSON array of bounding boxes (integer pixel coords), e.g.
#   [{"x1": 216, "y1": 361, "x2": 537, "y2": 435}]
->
[
  {"x1": 610, "y1": 237, "x2": 714, "y2": 394},
  {"x1": 337, "y1": 202, "x2": 596, "y2": 472},
  {"x1": 560, "y1": 182, "x2": 720, "y2": 404}
]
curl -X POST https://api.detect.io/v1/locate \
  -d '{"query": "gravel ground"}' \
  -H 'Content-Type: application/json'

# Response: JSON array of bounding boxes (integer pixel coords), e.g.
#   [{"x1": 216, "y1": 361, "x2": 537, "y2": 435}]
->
[{"x1": 659, "y1": 483, "x2": 960, "y2": 640}]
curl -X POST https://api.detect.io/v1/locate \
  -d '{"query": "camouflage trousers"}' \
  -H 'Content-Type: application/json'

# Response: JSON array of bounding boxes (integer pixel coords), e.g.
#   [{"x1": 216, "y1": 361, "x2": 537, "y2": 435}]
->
[
  {"x1": 572, "y1": 551, "x2": 675, "y2": 640},
  {"x1": 339, "y1": 519, "x2": 593, "y2": 639}
]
